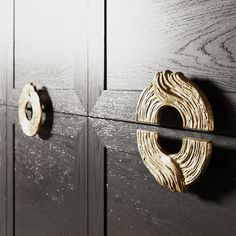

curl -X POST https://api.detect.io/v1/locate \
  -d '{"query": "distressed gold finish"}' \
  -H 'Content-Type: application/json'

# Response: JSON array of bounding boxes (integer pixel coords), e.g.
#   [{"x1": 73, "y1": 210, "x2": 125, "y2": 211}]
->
[
  {"x1": 18, "y1": 83, "x2": 42, "y2": 136},
  {"x1": 136, "y1": 70, "x2": 214, "y2": 192}
]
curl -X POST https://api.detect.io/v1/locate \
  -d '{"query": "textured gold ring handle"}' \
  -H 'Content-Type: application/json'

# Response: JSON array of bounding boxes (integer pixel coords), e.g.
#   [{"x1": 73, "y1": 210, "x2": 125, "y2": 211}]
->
[
  {"x1": 136, "y1": 70, "x2": 214, "y2": 192},
  {"x1": 18, "y1": 83, "x2": 42, "y2": 136}
]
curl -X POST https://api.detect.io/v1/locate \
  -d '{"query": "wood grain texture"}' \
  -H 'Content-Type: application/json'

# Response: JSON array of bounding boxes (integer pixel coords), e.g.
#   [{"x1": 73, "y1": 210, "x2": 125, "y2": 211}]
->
[
  {"x1": 89, "y1": 0, "x2": 236, "y2": 138},
  {"x1": 88, "y1": 121, "x2": 105, "y2": 236},
  {"x1": 6, "y1": 107, "x2": 88, "y2": 236},
  {"x1": 89, "y1": 117, "x2": 236, "y2": 235},
  {"x1": 107, "y1": 150, "x2": 236, "y2": 236},
  {"x1": 0, "y1": 3, "x2": 6, "y2": 105},
  {"x1": 88, "y1": 0, "x2": 105, "y2": 112},
  {"x1": 6, "y1": 0, "x2": 88, "y2": 115},
  {"x1": 107, "y1": 0, "x2": 236, "y2": 92},
  {"x1": 0, "y1": 106, "x2": 7, "y2": 236}
]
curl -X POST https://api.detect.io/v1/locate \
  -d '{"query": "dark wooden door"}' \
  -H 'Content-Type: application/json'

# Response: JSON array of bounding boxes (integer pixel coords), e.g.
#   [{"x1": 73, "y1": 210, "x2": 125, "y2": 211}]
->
[
  {"x1": 88, "y1": 0, "x2": 236, "y2": 137},
  {"x1": 1, "y1": 0, "x2": 236, "y2": 235},
  {"x1": 3, "y1": 107, "x2": 87, "y2": 236},
  {"x1": 1, "y1": 0, "x2": 89, "y2": 235},
  {"x1": 87, "y1": 0, "x2": 236, "y2": 235},
  {"x1": 88, "y1": 118, "x2": 236, "y2": 235},
  {"x1": 4, "y1": 0, "x2": 88, "y2": 115}
]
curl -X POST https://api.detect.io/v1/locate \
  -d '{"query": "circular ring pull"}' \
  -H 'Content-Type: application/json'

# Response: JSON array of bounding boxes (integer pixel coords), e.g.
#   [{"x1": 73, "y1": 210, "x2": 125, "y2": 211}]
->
[
  {"x1": 18, "y1": 83, "x2": 42, "y2": 136},
  {"x1": 136, "y1": 70, "x2": 214, "y2": 192}
]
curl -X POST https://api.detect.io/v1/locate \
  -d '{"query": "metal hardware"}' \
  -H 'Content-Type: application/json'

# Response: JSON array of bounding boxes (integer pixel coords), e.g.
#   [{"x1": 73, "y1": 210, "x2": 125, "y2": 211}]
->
[
  {"x1": 18, "y1": 83, "x2": 42, "y2": 136},
  {"x1": 136, "y1": 70, "x2": 214, "y2": 192}
]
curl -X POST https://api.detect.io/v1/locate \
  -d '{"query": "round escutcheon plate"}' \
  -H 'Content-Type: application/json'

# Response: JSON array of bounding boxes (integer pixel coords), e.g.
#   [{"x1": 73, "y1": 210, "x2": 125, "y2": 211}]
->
[{"x1": 18, "y1": 83, "x2": 42, "y2": 136}]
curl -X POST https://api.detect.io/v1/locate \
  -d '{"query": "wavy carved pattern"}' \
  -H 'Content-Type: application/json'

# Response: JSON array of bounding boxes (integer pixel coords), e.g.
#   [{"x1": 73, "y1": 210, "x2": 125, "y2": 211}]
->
[
  {"x1": 136, "y1": 71, "x2": 214, "y2": 192},
  {"x1": 136, "y1": 70, "x2": 214, "y2": 131}
]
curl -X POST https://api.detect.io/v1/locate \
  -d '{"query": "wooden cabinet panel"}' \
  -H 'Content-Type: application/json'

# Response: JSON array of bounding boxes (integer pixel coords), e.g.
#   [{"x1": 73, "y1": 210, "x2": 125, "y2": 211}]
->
[
  {"x1": 1, "y1": 0, "x2": 236, "y2": 234},
  {"x1": 3, "y1": 0, "x2": 236, "y2": 137},
  {"x1": 0, "y1": 3, "x2": 7, "y2": 105},
  {"x1": 6, "y1": 107, "x2": 87, "y2": 236},
  {"x1": 1, "y1": 106, "x2": 236, "y2": 235},
  {"x1": 106, "y1": 149, "x2": 236, "y2": 236},
  {"x1": 5, "y1": 0, "x2": 87, "y2": 115},
  {"x1": 0, "y1": 106, "x2": 7, "y2": 236},
  {"x1": 88, "y1": 117, "x2": 236, "y2": 235},
  {"x1": 91, "y1": 90, "x2": 236, "y2": 137},
  {"x1": 107, "y1": 0, "x2": 236, "y2": 92},
  {"x1": 88, "y1": 0, "x2": 236, "y2": 137}
]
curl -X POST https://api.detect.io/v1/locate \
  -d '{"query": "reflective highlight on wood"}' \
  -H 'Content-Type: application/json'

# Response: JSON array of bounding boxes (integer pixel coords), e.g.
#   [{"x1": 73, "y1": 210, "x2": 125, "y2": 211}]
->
[
  {"x1": 18, "y1": 83, "x2": 42, "y2": 136},
  {"x1": 136, "y1": 71, "x2": 214, "y2": 192}
]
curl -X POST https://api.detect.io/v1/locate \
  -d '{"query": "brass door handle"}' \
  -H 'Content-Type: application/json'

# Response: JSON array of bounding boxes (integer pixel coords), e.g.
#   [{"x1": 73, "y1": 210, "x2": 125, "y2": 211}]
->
[
  {"x1": 136, "y1": 70, "x2": 214, "y2": 192},
  {"x1": 18, "y1": 83, "x2": 43, "y2": 136}
]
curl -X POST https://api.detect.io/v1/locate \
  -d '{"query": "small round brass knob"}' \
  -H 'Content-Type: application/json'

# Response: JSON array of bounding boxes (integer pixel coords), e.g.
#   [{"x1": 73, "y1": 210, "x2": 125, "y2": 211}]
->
[{"x1": 18, "y1": 83, "x2": 42, "y2": 136}]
